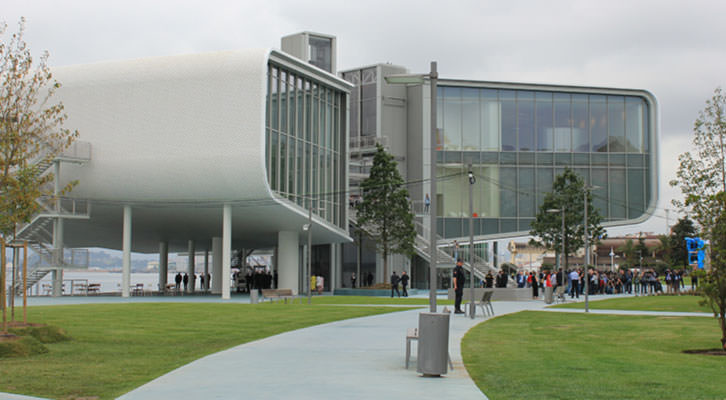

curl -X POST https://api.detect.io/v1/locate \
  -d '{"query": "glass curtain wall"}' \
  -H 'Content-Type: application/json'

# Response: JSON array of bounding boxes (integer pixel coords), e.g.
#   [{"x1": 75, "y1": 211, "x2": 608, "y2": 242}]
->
[
  {"x1": 266, "y1": 62, "x2": 346, "y2": 229},
  {"x1": 436, "y1": 85, "x2": 651, "y2": 238}
]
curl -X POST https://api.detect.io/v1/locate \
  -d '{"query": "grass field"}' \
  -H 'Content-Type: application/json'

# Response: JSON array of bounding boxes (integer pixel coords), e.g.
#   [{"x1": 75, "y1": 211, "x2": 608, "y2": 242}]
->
[
  {"x1": 0, "y1": 302, "x2": 407, "y2": 399},
  {"x1": 463, "y1": 311, "x2": 726, "y2": 400},
  {"x1": 552, "y1": 294, "x2": 712, "y2": 313}
]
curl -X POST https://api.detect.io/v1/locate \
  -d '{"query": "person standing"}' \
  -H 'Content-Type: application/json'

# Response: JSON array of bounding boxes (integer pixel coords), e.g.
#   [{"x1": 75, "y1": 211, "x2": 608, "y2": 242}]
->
[
  {"x1": 367, "y1": 272, "x2": 373, "y2": 287},
  {"x1": 424, "y1": 193, "x2": 430, "y2": 214},
  {"x1": 453, "y1": 260, "x2": 465, "y2": 314},
  {"x1": 174, "y1": 272, "x2": 182, "y2": 292},
  {"x1": 317, "y1": 275, "x2": 324, "y2": 295},
  {"x1": 400, "y1": 271, "x2": 409, "y2": 297},
  {"x1": 390, "y1": 271, "x2": 401, "y2": 297},
  {"x1": 351, "y1": 272, "x2": 357, "y2": 288},
  {"x1": 569, "y1": 269, "x2": 580, "y2": 298},
  {"x1": 182, "y1": 273, "x2": 189, "y2": 292},
  {"x1": 530, "y1": 272, "x2": 539, "y2": 299}
]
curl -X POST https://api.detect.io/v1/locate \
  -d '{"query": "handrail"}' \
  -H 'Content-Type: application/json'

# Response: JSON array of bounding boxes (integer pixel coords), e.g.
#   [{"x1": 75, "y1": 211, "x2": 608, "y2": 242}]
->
[{"x1": 349, "y1": 135, "x2": 387, "y2": 151}]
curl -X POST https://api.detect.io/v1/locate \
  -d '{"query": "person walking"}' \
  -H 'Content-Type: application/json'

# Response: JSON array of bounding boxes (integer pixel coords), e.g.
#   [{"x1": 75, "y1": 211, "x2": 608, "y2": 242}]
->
[
  {"x1": 453, "y1": 260, "x2": 465, "y2": 314},
  {"x1": 390, "y1": 271, "x2": 401, "y2": 297},
  {"x1": 400, "y1": 271, "x2": 409, "y2": 297}
]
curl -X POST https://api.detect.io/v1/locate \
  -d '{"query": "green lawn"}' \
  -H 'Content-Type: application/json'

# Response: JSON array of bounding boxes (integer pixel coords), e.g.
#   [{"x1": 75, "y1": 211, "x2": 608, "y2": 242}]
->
[
  {"x1": 552, "y1": 294, "x2": 712, "y2": 313},
  {"x1": 0, "y1": 302, "x2": 406, "y2": 399},
  {"x1": 307, "y1": 295, "x2": 454, "y2": 305},
  {"x1": 463, "y1": 311, "x2": 726, "y2": 400}
]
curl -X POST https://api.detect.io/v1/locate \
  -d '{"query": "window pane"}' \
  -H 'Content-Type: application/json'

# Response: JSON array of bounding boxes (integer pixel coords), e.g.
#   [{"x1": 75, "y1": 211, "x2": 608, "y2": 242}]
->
[
  {"x1": 535, "y1": 92, "x2": 553, "y2": 151},
  {"x1": 625, "y1": 97, "x2": 644, "y2": 153},
  {"x1": 572, "y1": 100, "x2": 589, "y2": 152},
  {"x1": 590, "y1": 96, "x2": 607, "y2": 152},
  {"x1": 462, "y1": 88, "x2": 480, "y2": 150},
  {"x1": 500, "y1": 167, "x2": 517, "y2": 217},
  {"x1": 481, "y1": 89, "x2": 500, "y2": 151},
  {"x1": 608, "y1": 96, "x2": 625, "y2": 152},
  {"x1": 627, "y1": 168, "x2": 645, "y2": 218},
  {"x1": 591, "y1": 168, "x2": 608, "y2": 219},
  {"x1": 501, "y1": 91, "x2": 516, "y2": 151},
  {"x1": 610, "y1": 169, "x2": 626, "y2": 219},
  {"x1": 518, "y1": 167, "x2": 535, "y2": 217},
  {"x1": 443, "y1": 87, "x2": 462, "y2": 150},
  {"x1": 518, "y1": 92, "x2": 535, "y2": 151},
  {"x1": 554, "y1": 94, "x2": 571, "y2": 152}
]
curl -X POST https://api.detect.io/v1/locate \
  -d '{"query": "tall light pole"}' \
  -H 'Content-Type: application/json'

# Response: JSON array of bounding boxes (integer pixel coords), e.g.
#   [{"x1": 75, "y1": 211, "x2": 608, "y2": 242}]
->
[
  {"x1": 385, "y1": 61, "x2": 438, "y2": 312},
  {"x1": 583, "y1": 185, "x2": 601, "y2": 313},
  {"x1": 468, "y1": 165, "x2": 476, "y2": 319}
]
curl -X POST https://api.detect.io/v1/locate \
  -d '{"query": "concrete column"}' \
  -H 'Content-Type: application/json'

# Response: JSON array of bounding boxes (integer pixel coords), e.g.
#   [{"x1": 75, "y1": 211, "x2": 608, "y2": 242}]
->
[
  {"x1": 277, "y1": 231, "x2": 299, "y2": 295},
  {"x1": 222, "y1": 204, "x2": 232, "y2": 300},
  {"x1": 331, "y1": 243, "x2": 338, "y2": 292},
  {"x1": 204, "y1": 249, "x2": 209, "y2": 291},
  {"x1": 211, "y1": 237, "x2": 222, "y2": 294},
  {"x1": 52, "y1": 218, "x2": 64, "y2": 297},
  {"x1": 159, "y1": 241, "x2": 168, "y2": 292},
  {"x1": 122, "y1": 205, "x2": 132, "y2": 298},
  {"x1": 187, "y1": 240, "x2": 195, "y2": 293}
]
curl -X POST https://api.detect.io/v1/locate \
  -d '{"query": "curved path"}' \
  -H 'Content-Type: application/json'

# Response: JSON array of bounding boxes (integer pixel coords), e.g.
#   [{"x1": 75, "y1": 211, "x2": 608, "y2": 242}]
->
[{"x1": 118, "y1": 301, "x2": 548, "y2": 400}]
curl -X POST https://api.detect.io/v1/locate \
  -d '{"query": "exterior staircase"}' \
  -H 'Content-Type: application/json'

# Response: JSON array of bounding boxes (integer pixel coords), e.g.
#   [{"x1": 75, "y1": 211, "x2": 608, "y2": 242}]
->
[
  {"x1": 348, "y1": 206, "x2": 495, "y2": 282},
  {"x1": 10, "y1": 141, "x2": 92, "y2": 294}
]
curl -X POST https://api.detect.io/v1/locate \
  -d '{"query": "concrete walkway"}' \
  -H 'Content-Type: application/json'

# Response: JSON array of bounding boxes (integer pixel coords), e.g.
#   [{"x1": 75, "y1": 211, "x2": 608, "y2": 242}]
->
[{"x1": 118, "y1": 301, "x2": 548, "y2": 400}]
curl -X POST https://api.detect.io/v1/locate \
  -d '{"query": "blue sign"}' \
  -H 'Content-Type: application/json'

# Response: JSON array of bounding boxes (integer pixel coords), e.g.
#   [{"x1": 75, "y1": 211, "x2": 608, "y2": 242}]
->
[{"x1": 685, "y1": 237, "x2": 706, "y2": 269}]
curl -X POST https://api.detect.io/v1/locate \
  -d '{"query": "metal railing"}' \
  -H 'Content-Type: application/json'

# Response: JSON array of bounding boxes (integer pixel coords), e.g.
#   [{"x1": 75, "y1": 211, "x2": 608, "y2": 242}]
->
[
  {"x1": 33, "y1": 247, "x2": 89, "y2": 269},
  {"x1": 34, "y1": 196, "x2": 91, "y2": 217},
  {"x1": 349, "y1": 136, "x2": 387, "y2": 151}
]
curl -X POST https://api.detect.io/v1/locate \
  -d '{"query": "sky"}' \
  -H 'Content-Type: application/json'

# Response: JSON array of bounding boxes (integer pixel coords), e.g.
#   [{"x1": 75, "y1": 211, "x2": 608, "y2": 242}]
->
[{"x1": 4, "y1": 0, "x2": 726, "y2": 240}]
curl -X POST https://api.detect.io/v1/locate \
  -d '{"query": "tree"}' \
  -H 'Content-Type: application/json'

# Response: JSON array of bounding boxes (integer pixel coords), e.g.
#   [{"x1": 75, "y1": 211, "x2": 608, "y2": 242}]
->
[
  {"x1": 1, "y1": 17, "x2": 78, "y2": 237},
  {"x1": 671, "y1": 88, "x2": 726, "y2": 351},
  {"x1": 669, "y1": 217, "x2": 698, "y2": 268},
  {"x1": 530, "y1": 168, "x2": 605, "y2": 272},
  {"x1": 356, "y1": 144, "x2": 415, "y2": 283},
  {"x1": 635, "y1": 236, "x2": 649, "y2": 269},
  {"x1": 700, "y1": 192, "x2": 726, "y2": 351},
  {"x1": 617, "y1": 239, "x2": 638, "y2": 269},
  {"x1": 670, "y1": 87, "x2": 726, "y2": 234},
  {"x1": 1, "y1": 18, "x2": 78, "y2": 331}
]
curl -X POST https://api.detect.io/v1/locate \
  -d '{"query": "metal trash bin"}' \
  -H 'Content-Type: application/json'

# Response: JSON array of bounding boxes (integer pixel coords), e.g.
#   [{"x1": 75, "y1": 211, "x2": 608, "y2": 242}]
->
[
  {"x1": 544, "y1": 286, "x2": 553, "y2": 304},
  {"x1": 417, "y1": 312, "x2": 450, "y2": 376},
  {"x1": 250, "y1": 290, "x2": 258, "y2": 304}
]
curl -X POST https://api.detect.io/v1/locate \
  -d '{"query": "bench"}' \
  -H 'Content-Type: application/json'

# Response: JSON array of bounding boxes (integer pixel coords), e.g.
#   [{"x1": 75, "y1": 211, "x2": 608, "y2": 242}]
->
[
  {"x1": 467, "y1": 290, "x2": 495, "y2": 317},
  {"x1": 261, "y1": 289, "x2": 296, "y2": 303},
  {"x1": 405, "y1": 327, "x2": 454, "y2": 370},
  {"x1": 87, "y1": 283, "x2": 101, "y2": 295}
]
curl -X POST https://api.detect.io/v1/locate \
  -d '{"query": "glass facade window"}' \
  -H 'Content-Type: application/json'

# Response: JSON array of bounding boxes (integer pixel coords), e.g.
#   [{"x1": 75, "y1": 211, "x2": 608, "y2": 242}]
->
[
  {"x1": 266, "y1": 63, "x2": 346, "y2": 229},
  {"x1": 435, "y1": 85, "x2": 652, "y2": 238},
  {"x1": 308, "y1": 36, "x2": 333, "y2": 73}
]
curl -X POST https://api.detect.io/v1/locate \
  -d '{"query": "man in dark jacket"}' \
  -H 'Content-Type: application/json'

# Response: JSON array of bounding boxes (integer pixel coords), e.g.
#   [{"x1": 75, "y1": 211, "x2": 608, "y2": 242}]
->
[
  {"x1": 391, "y1": 271, "x2": 401, "y2": 297},
  {"x1": 400, "y1": 271, "x2": 409, "y2": 297},
  {"x1": 453, "y1": 260, "x2": 466, "y2": 314},
  {"x1": 175, "y1": 272, "x2": 182, "y2": 292}
]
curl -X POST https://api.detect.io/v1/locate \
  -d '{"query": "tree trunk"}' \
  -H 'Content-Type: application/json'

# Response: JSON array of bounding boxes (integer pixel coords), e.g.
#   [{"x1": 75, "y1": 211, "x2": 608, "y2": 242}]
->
[
  {"x1": 383, "y1": 243, "x2": 389, "y2": 284},
  {"x1": 721, "y1": 312, "x2": 726, "y2": 351}
]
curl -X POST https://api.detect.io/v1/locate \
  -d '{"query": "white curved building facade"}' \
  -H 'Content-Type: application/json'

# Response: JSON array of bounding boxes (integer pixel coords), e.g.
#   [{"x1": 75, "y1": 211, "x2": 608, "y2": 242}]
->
[{"x1": 52, "y1": 48, "x2": 351, "y2": 296}]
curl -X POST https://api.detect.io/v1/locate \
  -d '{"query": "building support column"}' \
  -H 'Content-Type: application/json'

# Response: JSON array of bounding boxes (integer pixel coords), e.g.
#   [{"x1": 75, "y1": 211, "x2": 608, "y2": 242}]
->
[
  {"x1": 159, "y1": 241, "x2": 168, "y2": 292},
  {"x1": 222, "y1": 204, "x2": 232, "y2": 300},
  {"x1": 204, "y1": 249, "x2": 209, "y2": 291},
  {"x1": 187, "y1": 240, "x2": 195, "y2": 293},
  {"x1": 277, "y1": 231, "x2": 299, "y2": 295},
  {"x1": 122, "y1": 205, "x2": 132, "y2": 298},
  {"x1": 51, "y1": 218, "x2": 64, "y2": 297},
  {"x1": 212, "y1": 237, "x2": 222, "y2": 294}
]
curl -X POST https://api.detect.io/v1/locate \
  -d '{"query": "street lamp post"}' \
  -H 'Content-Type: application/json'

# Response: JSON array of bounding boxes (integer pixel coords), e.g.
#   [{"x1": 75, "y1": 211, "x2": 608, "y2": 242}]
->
[
  {"x1": 468, "y1": 165, "x2": 475, "y2": 319},
  {"x1": 385, "y1": 61, "x2": 438, "y2": 313}
]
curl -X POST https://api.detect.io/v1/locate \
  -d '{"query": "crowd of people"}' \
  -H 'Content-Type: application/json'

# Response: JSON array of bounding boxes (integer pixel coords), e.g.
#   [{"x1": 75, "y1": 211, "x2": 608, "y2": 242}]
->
[{"x1": 511, "y1": 267, "x2": 694, "y2": 299}]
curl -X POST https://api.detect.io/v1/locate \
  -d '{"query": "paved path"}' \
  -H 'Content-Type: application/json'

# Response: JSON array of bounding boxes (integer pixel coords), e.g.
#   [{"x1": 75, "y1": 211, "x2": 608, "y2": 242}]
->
[{"x1": 118, "y1": 301, "x2": 548, "y2": 400}]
